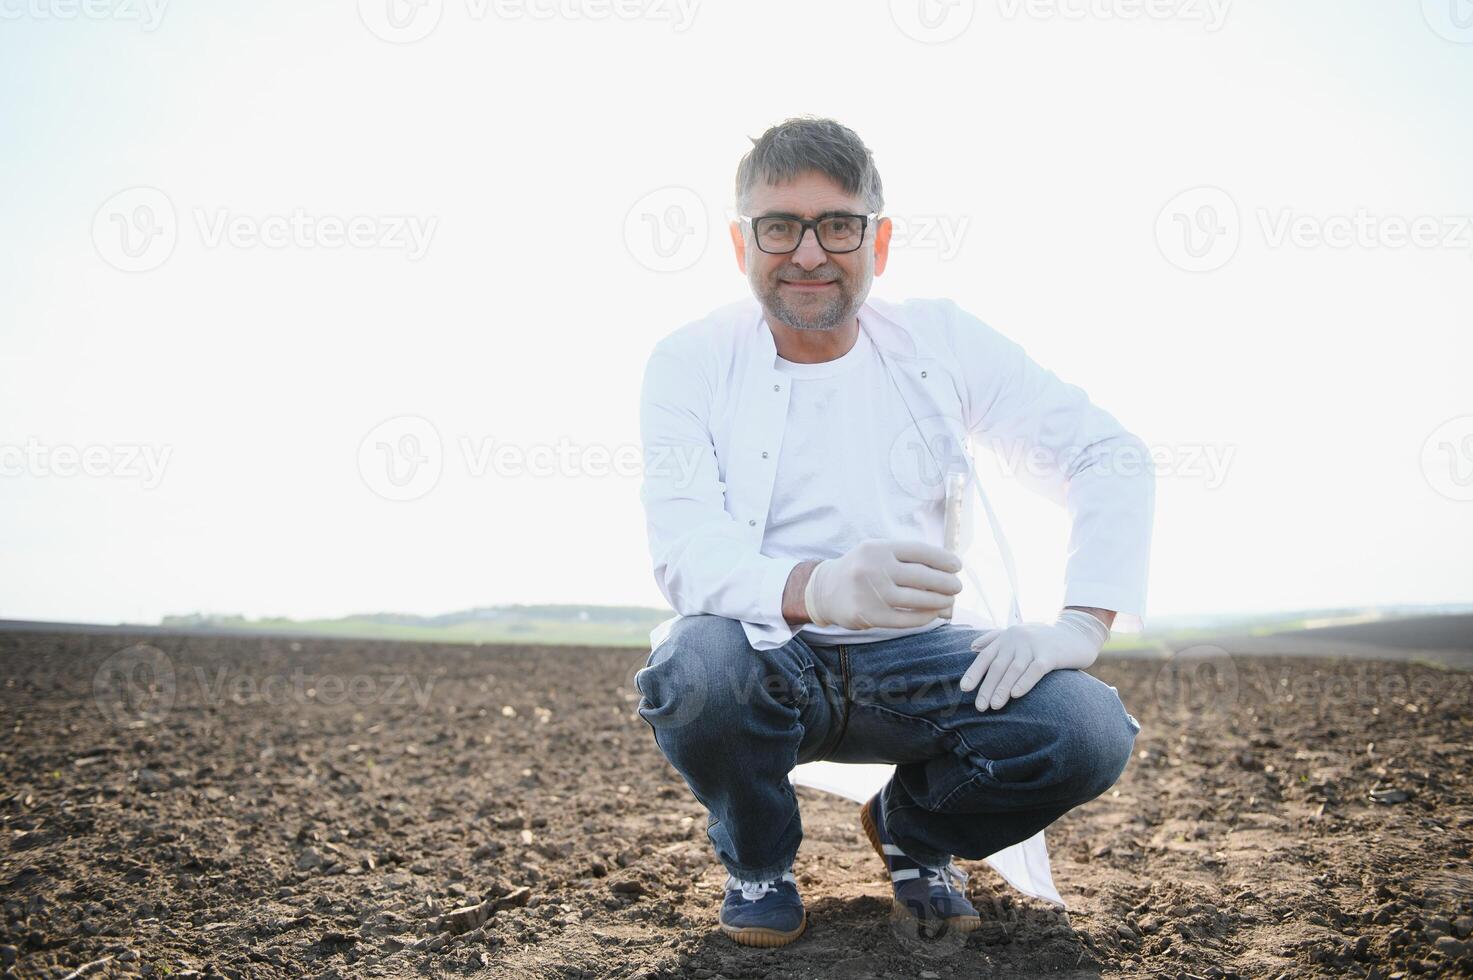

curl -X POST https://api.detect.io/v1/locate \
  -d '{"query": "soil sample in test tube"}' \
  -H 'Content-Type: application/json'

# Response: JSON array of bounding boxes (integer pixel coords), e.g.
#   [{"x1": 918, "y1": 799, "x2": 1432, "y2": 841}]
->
[
  {"x1": 941, "y1": 469, "x2": 968, "y2": 620},
  {"x1": 943, "y1": 469, "x2": 968, "y2": 554}
]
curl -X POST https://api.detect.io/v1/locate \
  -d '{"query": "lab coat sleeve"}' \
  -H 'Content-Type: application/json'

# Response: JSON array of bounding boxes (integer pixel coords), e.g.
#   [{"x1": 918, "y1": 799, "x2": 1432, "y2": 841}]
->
[
  {"x1": 947, "y1": 302, "x2": 1156, "y2": 632},
  {"x1": 638, "y1": 340, "x2": 804, "y2": 650}
]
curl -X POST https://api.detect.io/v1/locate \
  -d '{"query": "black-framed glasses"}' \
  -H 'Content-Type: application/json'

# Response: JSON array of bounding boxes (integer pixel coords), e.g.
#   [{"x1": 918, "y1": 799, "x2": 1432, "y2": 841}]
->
[{"x1": 737, "y1": 211, "x2": 879, "y2": 254}]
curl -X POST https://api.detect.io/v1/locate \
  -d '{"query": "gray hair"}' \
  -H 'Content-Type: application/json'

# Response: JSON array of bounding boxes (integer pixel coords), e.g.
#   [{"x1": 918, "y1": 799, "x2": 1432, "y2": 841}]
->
[{"x1": 734, "y1": 117, "x2": 884, "y2": 214}]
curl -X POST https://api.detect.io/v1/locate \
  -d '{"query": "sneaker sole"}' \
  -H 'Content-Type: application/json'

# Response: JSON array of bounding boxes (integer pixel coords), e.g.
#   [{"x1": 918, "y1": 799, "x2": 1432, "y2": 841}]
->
[
  {"x1": 718, "y1": 911, "x2": 807, "y2": 948},
  {"x1": 859, "y1": 797, "x2": 982, "y2": 935}
]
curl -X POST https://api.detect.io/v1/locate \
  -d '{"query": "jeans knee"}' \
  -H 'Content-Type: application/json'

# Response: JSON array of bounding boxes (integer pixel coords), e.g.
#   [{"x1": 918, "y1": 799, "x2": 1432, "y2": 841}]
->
[
  {"x1": 635, "y1": 615, "x2": 762, "y2": 744},
  {"x1": 1054, "y1": 680, "x2": 1138, "y2": 800}
]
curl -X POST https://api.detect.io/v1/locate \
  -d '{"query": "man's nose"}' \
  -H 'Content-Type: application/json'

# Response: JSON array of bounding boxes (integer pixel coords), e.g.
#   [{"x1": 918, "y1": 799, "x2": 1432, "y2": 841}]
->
[{"x1": 789, "y1": 227, "x2": 829, "y2": 270}]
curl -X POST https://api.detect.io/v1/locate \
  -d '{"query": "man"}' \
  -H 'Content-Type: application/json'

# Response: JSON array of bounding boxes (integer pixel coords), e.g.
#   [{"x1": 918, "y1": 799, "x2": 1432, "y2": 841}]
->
[{"x1": 634, "y1": 117, "x2": 1152, "y2": 948}]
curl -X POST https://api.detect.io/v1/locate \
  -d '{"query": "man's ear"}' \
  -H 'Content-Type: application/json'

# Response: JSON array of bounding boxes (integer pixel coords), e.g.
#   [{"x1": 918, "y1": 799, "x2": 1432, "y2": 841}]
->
[
  {"x1": 729, "y1": 220, "x2": 747, "y2": 274},
  {"x1": 873, "y1": 216, "x2": 893, "y2": 276}
]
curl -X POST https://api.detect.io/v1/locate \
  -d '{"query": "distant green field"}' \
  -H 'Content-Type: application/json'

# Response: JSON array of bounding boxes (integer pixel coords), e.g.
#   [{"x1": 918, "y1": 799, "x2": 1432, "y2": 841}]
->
[
  {"x1": 1101, "y1": 618, "x2": 1313, "y2": 655},
  {"x1": 160, "y1": 607, "x2": 667, "y2": 648},
  {"x1": 237, "y1": 616, "x2": 661, "y2": 648},
  {"x1": 154, "y1": 604, "x2": 1469, "y2": 652}
]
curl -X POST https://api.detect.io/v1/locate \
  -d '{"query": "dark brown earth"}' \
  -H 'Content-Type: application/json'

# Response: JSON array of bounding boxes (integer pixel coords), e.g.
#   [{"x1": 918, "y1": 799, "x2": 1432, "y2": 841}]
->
[{"x1": 2, "y1": 627, "x2": 1471, "y2": 979}]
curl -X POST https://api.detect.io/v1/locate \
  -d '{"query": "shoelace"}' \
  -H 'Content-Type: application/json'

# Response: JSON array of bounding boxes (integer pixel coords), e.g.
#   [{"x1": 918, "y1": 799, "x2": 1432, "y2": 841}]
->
[
  {"x1": 726, "y1": 871, "x2": 796, "y2": 902},
  {"x1": 923, "y1": 860, "x2": 970, "y2": 894}
]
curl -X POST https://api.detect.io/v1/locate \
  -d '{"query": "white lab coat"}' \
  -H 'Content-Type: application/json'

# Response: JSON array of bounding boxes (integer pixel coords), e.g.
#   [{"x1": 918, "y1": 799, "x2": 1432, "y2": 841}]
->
[
  {"x1": 636, "y1": 293, "x2": 1155, "y2": 908},
  {"x1": 639, "y1": 293, "x2": 1155, "y2": 654}
]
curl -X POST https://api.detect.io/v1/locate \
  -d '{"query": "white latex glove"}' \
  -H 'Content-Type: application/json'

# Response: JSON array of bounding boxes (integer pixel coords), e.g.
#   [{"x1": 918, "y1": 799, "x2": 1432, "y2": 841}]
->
[
  {"x1": 960, "y1": 609, "x2": 1111, "y2": 711},
  {"x1": 804, "y1": 538, "x2": 963, "y2": 631}
]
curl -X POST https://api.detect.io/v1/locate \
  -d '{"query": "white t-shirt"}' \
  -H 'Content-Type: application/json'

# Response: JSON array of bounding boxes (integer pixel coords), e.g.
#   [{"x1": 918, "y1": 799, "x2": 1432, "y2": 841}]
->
[{"x1": 761, "y1": 314, "x2": 950, "y2": 646}]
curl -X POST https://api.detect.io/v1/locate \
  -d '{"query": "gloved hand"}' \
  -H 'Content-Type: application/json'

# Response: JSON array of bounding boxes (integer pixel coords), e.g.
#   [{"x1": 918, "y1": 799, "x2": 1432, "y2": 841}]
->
[
  {"x1": 960, "y1": 609, "x2": 1111, "y2": 711},
  {"x1": 804, "y1": 539, "x2": 963, "y2": 630}
]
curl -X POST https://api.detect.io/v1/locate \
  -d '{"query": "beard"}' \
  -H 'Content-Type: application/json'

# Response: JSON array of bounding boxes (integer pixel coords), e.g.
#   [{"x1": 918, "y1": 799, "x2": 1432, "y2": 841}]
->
[{"x1": 753, "y1": 260, "x2": 872, "y2": 333}]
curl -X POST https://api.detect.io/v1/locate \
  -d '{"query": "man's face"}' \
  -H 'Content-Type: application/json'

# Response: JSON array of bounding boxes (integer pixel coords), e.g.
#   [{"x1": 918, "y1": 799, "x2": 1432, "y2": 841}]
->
[{"x1": 730, "y1": 170, "x2": 891, "y2": 333}]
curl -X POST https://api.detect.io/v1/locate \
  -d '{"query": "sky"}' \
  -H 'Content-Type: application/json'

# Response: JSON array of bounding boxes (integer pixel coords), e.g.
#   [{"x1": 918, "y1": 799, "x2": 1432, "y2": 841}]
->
[{"x1": 1, "y1": 0, "x2": 1470, "y2": 628}]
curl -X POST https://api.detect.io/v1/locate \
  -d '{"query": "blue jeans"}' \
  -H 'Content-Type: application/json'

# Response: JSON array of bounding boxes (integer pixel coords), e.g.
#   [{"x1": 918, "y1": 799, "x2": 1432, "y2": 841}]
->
[{"x1": 634, "y1": 615, "x2": 1142, "y2": 883}]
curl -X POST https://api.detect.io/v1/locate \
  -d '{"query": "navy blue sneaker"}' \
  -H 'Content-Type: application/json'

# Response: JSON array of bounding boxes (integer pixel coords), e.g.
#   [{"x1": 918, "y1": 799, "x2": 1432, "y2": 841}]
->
[
  {"x1": 861, "y1": 794, "x2": 981, "y2": 937},
  {"x1": 718, "y1": 870, "x2": 807, "y2": 947}
]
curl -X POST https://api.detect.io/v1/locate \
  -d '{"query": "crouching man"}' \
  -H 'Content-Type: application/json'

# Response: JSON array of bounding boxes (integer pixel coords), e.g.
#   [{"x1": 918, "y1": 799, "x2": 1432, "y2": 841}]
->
[{"x1": 634, "y1": 117, "x2": 1153, "y2": 947}]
